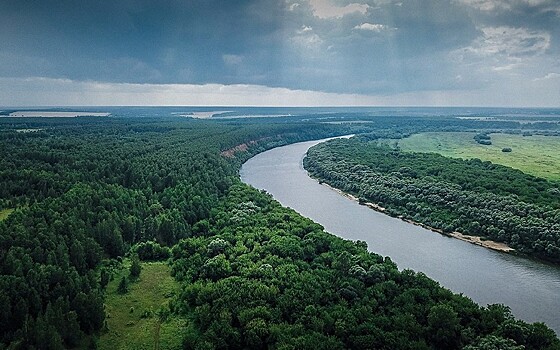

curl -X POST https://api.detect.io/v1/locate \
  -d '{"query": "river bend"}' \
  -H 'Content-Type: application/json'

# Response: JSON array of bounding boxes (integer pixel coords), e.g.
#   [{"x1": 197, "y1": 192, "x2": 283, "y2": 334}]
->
[{"x1": 240, "y1": 138, "x2": 560, "y2": 334}]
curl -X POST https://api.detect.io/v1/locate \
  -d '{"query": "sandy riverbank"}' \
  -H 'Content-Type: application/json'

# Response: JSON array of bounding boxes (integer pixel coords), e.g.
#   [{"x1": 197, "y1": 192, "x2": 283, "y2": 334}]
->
[
  {"x1": 319, "y1": 181, "x2": 515, "y2": 253},
  {"x1": 449, "y1": 232, "x2": 514, "y2": 252},
  {"x1": 175, "y1": 110, "x2": 232, "y2": 119}
]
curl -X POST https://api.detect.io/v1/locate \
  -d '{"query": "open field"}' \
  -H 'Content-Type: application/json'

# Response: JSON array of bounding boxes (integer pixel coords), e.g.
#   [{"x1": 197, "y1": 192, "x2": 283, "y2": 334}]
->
[
  {"x1": 99, "y1": 261, "x2": 184, "y2": 350},
  {"x1": 0, "y1": 208, "x2": 14, "y2": 221},
  {"x1": 396, "y1": 132, "x2": 560, "y2": 181},
  {"x1": 5, "y1": 111, "x2": 110, "y2": 117}
]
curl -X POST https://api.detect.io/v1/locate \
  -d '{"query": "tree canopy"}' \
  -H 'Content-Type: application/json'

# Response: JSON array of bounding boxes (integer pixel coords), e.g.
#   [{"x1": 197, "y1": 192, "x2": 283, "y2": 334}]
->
[
  {"x1": 304, "y1": 137, "x2": 560, "y2": 263},
  {"x1": 0, "y1": 114, "x2": 558, "y2": 348}
]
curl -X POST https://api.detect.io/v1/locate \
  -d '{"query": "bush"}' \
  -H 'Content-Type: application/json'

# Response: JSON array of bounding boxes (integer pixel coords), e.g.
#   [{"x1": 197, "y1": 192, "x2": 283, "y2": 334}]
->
[
  {"x1": 502, "y1": 147, "x2": 512, "y2": 152},
  {"x1": 117, "y1": 276, "x2": 129, "y2": 294},
  {"x1": 474, "y1": 133, "x2": 492, "y2": 145},
  {"x1": 131, "y1": 241, "x2": 171, "y2": 261},
  {"x1": 129, "y1": 255, "x2": 142, "y2": 279}
]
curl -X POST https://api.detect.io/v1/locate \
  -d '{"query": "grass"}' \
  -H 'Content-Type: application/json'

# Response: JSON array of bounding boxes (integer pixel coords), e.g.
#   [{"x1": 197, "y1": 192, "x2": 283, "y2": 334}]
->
[
  {"x1": 99, "y1": 261, "x2": 185, "y2": 350},
  {"x1": 0, "y1": 208, "x2": 14, "y2": 221},
  {"x1": 396, "y1": 132, "x2": 560, "y2": 181}
]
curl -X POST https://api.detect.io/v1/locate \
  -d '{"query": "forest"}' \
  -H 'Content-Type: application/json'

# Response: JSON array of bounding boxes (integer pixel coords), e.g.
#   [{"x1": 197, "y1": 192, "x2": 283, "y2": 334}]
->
[
  {"x1": 304, "y1": 137, "x2": 560, "y2": 263},
  {"x1": 0, "y1": 114, "x2": 559, "y2": 349}
]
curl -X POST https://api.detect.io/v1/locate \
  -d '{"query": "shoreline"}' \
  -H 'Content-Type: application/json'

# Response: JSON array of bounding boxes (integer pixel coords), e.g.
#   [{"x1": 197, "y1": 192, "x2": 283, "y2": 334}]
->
[{"x1": 318, "y1": 181, "x2": 515, "y2": 253}]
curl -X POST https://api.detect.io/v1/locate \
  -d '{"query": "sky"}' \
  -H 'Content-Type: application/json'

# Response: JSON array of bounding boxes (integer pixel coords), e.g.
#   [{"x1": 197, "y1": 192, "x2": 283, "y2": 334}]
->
[{"x1": 1, "y1": 0, "x2": 559, "y2": 107}]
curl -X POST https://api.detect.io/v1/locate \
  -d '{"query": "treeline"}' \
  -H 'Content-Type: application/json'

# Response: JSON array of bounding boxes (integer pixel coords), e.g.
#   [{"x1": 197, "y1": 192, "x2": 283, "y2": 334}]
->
[
  {"x1": 1, "y1": 115, "x2": 558, "y2": 348},
  {"x1": 0, "y1": 117, "x2": 343, "y2": 348},
  {"x1": 169, "y1": 184, "x2": 558, "y2": 349},
  {"x1": 304, "y1": 138, "x2": 560, "y2": 263}
]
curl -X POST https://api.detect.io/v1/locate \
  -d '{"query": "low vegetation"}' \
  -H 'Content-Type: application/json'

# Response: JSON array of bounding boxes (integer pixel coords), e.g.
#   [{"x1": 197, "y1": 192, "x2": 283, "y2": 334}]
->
[
  {"x1": 396, "y1": 132, "x2": 560, "y2": 181},
  {"x1": 99, "y1": 261, "x2": 183, "y2": 350}
]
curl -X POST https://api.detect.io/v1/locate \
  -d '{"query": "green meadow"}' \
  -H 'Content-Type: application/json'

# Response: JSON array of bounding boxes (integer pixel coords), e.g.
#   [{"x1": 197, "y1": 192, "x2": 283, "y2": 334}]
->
[
  {"x1": 99, "y1": 261, "x2": 184, "y2": 350},
  {"x1": 396, "y1": 132, "x2": 560, "y2": 181}
]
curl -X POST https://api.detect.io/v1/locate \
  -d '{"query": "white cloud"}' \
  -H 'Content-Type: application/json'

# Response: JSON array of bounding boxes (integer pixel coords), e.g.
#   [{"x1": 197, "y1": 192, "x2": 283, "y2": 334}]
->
[
  {"x1": 464, "y1": 26, "x2": 550, "y2": 57},
  {"x1": 1, "y1": 76, "x2": 558, "y2": 107},
  {"x1": 354, "y1": 23, "x2": 390, "y2": 32},
  {"x1": 450, "y1": 26, "x2": 553, "y2": 84},
  {"x1": 533, "y1": 72, "x2": 560, "y2": 81},
  {"x1": 291, "y1": 32, "x2": 324, "y2": 48},
  {"x1": 492, "y1": 63, "x2": 520, "y2": 71},
  {"x1": 454, "y1": 0, "x2": 511, "y2": 11},
  {"x1": 455, "y1": 0, "x2": 560, "y2": 14},
  {"x1": 308, "y1": 0, "x2": 369, "y2": 18},
  {"x1": 222, "y1": 54, "x2": 243, "y2": 66},
  {"x1": 298, "y1": 25, "x2": 314, "y2": 33},
  {"x1": 0, "y1": 77, "x2": 382, "y2": 106},
  {"x1": 291, "y1": 25, "x2": 323, "y2": 51}
]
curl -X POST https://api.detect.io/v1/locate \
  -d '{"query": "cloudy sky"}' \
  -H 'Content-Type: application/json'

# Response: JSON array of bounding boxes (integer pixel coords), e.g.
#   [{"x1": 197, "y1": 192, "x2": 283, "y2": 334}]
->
[{"x1": 1, "y1": 0, "x2": 559, "y2": 106}]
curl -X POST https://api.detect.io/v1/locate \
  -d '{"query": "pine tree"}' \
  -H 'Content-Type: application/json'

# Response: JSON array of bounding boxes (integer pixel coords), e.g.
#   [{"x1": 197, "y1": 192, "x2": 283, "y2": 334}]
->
[
  {"x1": 117, "y1": 276, "x2": 128, "y2": 294},
  {"x1": 100, "y1": 268, "x2": 110, "y2": 289},
  {"x1": 129, "y1": 255, "x2": 142, "y2": 280}
]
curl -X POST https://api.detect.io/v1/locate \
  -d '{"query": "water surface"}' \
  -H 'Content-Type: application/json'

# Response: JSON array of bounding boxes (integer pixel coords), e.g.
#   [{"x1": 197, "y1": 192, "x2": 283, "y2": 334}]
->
[{"x1": 241, "y1": 138, "x2": 560, "y2": 335}]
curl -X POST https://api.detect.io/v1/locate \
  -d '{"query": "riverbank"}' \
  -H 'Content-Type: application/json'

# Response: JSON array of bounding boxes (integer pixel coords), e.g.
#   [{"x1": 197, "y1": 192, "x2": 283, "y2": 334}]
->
[
  {"x1": 243, "y1": 136, "x2": 560, "y2": 335},
  {"x1": 318, "y1": 181, "x2": 515, "y2": 253},
  {"x1": 450, "y1": 231, "x2": 514, "y2": 252}
]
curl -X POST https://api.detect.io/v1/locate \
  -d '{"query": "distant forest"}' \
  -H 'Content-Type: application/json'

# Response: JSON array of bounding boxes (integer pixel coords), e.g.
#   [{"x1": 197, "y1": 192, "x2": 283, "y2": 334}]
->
[
  {"x1": 304, "y1": 137, "x2": 560, "y2": 263},
  {"x1": 0, "y1": 114, "x2": 558, "y2": 349}
]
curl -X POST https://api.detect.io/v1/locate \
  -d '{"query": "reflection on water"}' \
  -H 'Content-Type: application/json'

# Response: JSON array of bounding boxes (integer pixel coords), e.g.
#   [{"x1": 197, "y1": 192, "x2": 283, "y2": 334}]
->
[{"x1": 241, "y1": 138, "x2": 560, "y2": 335}]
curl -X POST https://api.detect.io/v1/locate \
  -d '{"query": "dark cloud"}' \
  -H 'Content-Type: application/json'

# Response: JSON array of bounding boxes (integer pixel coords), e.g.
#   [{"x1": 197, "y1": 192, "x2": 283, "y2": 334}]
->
[
  {"x1": 0, "y1": 0, "x2": 558, "y2": 98},
  {"x1": 0, "y1": 0, "x2": 285, "y2": 82}
]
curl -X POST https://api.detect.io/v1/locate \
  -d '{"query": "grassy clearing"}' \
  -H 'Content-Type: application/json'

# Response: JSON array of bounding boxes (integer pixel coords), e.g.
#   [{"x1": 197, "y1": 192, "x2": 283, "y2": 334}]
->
[
  {"x1": 99, "y1": 261, "x2": 185, "y2": 350},
  {"x1": 0, "y1": 208, "x2": 14, "y2": 221},
  {"x1": 396, "y1": 132, "x2": 560, "y2": 181}
]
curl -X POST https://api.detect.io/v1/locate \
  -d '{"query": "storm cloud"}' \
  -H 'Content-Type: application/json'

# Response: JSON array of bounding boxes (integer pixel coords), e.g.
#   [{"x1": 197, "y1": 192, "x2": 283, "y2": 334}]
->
[{"x1": 1, "y1": 0, "x2": 559, "y2": 106}]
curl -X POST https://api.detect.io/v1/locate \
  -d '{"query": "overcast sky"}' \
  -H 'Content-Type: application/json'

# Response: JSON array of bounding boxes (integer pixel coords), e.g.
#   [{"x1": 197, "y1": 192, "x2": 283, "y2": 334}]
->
[{"x1": 1, "y1": 0, "x2": 559, "y2": 107}]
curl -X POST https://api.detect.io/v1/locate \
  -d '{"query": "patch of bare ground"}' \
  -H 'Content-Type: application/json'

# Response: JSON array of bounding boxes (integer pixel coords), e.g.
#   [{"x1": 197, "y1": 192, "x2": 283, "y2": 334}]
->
[
  {"x1": 449, "y1": 232, "x2": 515, "y2": 252},
  {"x1": 221, "y1": 140, "x2": 259, "y2": 158}
]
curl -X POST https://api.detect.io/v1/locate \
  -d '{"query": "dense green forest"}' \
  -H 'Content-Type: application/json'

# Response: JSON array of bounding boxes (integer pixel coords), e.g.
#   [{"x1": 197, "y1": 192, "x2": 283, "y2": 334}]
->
[
  {"x1": 169, "y1": 184, "x2": 558, "y2": 349},
  {"x1": 0, "y1": 117, "x2": 342, "y2": 348},
  {"x1": 304, "y1": 137, "x2": 560, "y2": 263},
  {"x1": 0, "y1": 115, "x2": 558, "y2": 349}
]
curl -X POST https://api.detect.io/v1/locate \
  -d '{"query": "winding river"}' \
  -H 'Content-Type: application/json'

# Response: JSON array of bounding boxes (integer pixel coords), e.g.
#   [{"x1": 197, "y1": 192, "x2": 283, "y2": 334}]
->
[{"x1": 240, "y1": 138, "x2": 560, "y2": 335}]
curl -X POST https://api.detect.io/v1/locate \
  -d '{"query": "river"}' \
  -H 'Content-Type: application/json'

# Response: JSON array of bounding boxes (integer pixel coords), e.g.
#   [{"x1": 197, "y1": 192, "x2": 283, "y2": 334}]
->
[{"x1": 240, "y1": 138, "x2": 560, "y2": 335}]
